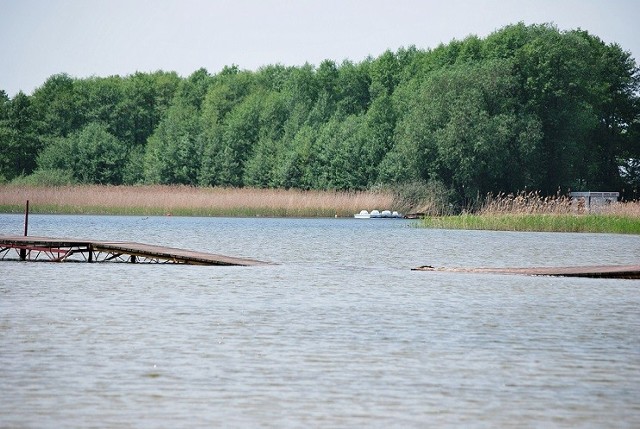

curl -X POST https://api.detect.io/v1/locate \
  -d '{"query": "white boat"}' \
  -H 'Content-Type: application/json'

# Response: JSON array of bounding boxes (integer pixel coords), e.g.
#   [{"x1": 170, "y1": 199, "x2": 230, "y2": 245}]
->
[
  {"x1": 354, "y1": 210, "x2": 372, "y2": 219},
  {"x1": 354, "y1": 209, "x2": 403, "y2": 219}
]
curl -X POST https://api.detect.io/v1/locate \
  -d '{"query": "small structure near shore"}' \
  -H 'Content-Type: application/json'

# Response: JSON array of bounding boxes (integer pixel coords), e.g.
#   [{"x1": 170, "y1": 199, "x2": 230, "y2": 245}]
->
[{"x1": 570, "y1": 191, "x2": 619, "y2": 212}]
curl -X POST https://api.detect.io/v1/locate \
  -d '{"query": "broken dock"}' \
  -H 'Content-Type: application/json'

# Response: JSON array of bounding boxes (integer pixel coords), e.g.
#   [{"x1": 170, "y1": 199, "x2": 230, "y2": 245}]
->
[
  {"x1": 412, "y1": 264, "x2": 640, "y2": 279},
  {"x1": 0, "y1": 236, "x2": 268, "y2": 266}
]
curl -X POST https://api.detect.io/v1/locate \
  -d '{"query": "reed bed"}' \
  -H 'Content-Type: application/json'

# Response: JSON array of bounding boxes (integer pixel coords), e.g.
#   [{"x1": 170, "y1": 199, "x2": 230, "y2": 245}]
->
[
  {"x1": 0, "y1": 185, "x2": 395, "y2": 217},
  {"x1": 480, "y1": 191, "x2": 574, "y2": 215},
  {"x1": 422, "y1": 192, "x2": 640, "y2": 234}
]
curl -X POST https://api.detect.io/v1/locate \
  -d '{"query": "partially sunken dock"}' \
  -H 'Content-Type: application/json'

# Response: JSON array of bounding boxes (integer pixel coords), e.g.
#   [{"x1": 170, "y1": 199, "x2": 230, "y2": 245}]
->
[
  {"x1": 413, "y1": 264, "x2": 640, "y2": 279},
  {"x1": 0, "y1": 236, "x2": 268, "y2": 266}
]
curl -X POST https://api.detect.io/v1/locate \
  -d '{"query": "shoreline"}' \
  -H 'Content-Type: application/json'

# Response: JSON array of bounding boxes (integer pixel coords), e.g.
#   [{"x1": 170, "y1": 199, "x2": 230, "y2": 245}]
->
[
  {"x1": 2, "y1": 185, "x2": 639, "y2": 234},
  {"x1": 0, "y1": 184, "x2": 397, "y2": 218},
  {"x1": 421, "y1": 213, "x2": 640, "y2": 234}
]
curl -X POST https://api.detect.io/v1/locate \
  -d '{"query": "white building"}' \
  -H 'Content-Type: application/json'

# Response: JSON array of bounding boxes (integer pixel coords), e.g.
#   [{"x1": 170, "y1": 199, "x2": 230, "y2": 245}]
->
[{"x1": 569, "y1": 191, "x2": 619, "y2": 212}]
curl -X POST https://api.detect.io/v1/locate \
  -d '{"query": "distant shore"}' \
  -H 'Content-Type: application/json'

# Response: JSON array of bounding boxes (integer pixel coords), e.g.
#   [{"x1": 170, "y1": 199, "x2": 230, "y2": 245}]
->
[
  {"x1": 420, "y1": 191, "x2": 640, "y2": 234},
  {"x1": 2, "y1": 185, "x2": 639, "y2": 234},
  {"x1": 0, "y1": 185, "x2": 396, "y2": 218}
]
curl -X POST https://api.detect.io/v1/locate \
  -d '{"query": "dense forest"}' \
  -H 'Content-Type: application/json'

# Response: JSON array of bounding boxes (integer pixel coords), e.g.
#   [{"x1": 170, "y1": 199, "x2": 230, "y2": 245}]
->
[{"x1": 1, "y1": 23, "x2": 639, "y2": 204}]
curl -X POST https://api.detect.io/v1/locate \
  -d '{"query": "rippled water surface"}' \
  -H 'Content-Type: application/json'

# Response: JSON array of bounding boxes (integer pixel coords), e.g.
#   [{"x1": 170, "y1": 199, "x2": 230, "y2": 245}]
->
[{"x1": 1, "y1": 214, "x2": 639, "y2": 428}]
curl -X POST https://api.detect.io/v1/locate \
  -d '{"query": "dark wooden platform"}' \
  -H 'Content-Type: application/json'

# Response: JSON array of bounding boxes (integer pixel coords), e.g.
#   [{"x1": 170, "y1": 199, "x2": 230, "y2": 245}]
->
[
  {"x1": 412, "y1": 264, "x2": 640, "y2": 279},
  {"x1": 0, "y1": 235, "x2": 268, "y2": 266}
]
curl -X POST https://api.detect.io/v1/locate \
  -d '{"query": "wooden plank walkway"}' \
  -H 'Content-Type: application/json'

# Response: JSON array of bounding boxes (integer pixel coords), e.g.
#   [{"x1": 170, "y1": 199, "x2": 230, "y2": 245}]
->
[
  {"x1": 0, "y1": 235, "x2": 268, "y2": 266},
  {"x1": 412, "y1": 264, "x2": 640, "y2": 279}
]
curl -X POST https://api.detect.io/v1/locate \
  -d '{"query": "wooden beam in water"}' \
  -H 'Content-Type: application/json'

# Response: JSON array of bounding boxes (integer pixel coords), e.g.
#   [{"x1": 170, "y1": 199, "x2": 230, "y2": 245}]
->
[
  {"x1": 0, "y1": 236, "x2": 268, "y2": 266},
  {"x1": 412, "y1": 264, "x2": 640, "y2": 279}
]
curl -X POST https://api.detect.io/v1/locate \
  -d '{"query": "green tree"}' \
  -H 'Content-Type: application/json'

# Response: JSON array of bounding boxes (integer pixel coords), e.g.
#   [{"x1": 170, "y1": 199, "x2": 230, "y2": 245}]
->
[
  {"x1": 388, "y1": 60, "x2": 542, "y2": 198},
  {"x1": 243, "y1": 137, "x2": 280, "y2": 188},
  {"x1": 115, "y1": 71, "x2": 180, "y2": 146},
  {"x1": 144, "y1": 101, "x2": 202, "y2": 185},
  {"x1": 456, "y1": 35, "x2": 484, "y2": 63},
  {"x1": 281, "y1": 63, "x2": 319, "y2": 136},
  {"x1": 0, "y1": 91, "x2": 41, "y2": 179},
  {"x1": 573, "y1": 32, "x2": 639, "y2": 189},
  {"x1": 74, "y1": 76, "x2": 126, "y2": 141},
  {"x1": 199, "y1": 88, "x2": 264, "y2": 186},
  {"x1": 243, "y1": 91, "x2": 289, "y2": 187},
  {"x1": 483, "y1": 22, "x2": 544, "y2": 60},
  {"x1": 369, "y1": 50, "x2": 400, "y2": 98},
  {"x1": 176, "y1": 68, "x2": 212, "y2": 111},
  {"x1": 362, "y1": 94, "x2": 396, "y2": 183},
  {"x1": 316, "y1": 115, "x2": 370, "y2": 190},
  {"x1": 30, "y1": 73, "x2": 82, "y2": 138},
  {"x1": 256, "y1": 64, "x2": 292, "y2": 92},
  {"x1": 307, "y1": 60, "x2": 339, "y2": 125},
  {"x1": 336, "y1": 60, "x2": 371, "y2": 116},
  {"x1": 517, "y1": 27, "x2": 596, "y2": 191},
  {"x1": 38, "y1": 122, "x2": 127, "y2": 184},
  {"x1": 483, "y1": 23, "x2": 640, "y2": 192},
  {"x1": 221, "y1": 93, "x2": 263, "y2": 186},
  {"x1": 274, "y1": 125, "x2": 319, "y2": 189}
]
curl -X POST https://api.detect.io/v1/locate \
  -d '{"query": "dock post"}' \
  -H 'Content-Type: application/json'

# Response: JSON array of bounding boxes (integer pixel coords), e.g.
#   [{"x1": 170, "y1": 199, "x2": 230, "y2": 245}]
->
[
  {"x1": 20, "y1": 200, "x2": 29, "y2": 261},
  {"x1": 24, "y1": 200, "x2": 29, "y2": 236}
]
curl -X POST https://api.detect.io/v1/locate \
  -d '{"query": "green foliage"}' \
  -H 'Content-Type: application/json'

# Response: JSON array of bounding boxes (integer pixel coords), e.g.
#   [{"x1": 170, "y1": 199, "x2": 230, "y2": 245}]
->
[
  {"x1": 30, "y1": 73, "x2": 82, "y2": 138},
  {"x1": 274, "y1": 125, "x2": 319, "y2": 189},
  {"x1": 421, "y1": 213, "x2": 640, "y2": 234},
  {"x1": 116, "y1": 71, "x2": 181, "y2": 146},
  {"x1": 388, "y1": 180, "x2": 454, "y2": 215},
  {"x1": 315, "y1": 115, "x2": 369, "y2": 189},
  {"x1": 176, "y1": 68, "x2": 213, "y2": 110},
  {"x1": 2, "y1": 23, "x2": 638, "y2": 206},
  {"x1": 37, "y1": 122, "x2": 128, "y2": 184},
  {"x1": 0, "y1": 91, "x2": 41, "y2": 179},
  {"x1": 119, "y1": 146, "x2": 144, "y2": 185},
  {"x1": 199, "y1": 90, "x2": 263, "y2": 186},
  {"x1": 144, "y1": 101, "x2": 202, "y2": 185},
  {"x1": 10, "y1": 168, "x2": 76, "y2": 186}
]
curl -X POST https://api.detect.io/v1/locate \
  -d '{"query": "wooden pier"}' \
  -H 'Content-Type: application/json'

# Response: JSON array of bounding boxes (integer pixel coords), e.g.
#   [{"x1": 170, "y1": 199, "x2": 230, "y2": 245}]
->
[
  {"x1": 412, "y1": 264, "x2": 640, "y2": 279},
  {"x1": 0, "y1": 235, "x2": 268, "y2": 266}
]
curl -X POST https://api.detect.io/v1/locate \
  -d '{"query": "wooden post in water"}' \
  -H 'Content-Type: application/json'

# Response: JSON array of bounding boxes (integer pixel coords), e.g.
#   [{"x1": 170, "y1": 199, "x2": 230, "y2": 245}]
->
[
  {"x1": 24, "y1": 200, "x2": 29, "y2": 236},
  {"x1": 20, "y1": 200, "x2": 29, "y2": 260}
]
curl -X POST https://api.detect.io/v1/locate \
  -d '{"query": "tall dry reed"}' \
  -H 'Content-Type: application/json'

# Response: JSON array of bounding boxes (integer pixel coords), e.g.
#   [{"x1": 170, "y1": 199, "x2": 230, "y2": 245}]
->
[
  {"x1": 599, "y1": 199, "x2": 640, "y2": 217},
  {"x1": 480, "y1": 191, "x2": 640, "y2": 217},
  {"x1": 0, "y1": 185, "x2": 395, "y2": 217},
  {"x1": 480, "y1": 191, "x2": 574, "y2": 215}
]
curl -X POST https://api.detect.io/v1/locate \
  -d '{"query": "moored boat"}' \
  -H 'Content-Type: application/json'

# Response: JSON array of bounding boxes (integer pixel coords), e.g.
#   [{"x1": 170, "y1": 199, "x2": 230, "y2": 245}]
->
[
  {"x1": 354, "y1": 209, "x2": 403, "y2": 219},
  {"x1": 354, "y1": 210, "x2": 371, "y2": 219}
]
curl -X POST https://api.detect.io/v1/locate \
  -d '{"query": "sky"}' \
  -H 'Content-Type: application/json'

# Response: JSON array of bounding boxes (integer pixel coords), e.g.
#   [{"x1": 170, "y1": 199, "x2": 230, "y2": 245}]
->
[{"x1": 1, "y1": 0, "x2": 639, "y2": 97}]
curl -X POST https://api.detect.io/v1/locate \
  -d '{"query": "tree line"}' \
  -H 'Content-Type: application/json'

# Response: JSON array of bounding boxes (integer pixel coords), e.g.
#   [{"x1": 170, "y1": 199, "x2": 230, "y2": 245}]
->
[{"x1": 1, "y1": 23, "x2": 639, "y2": 204}]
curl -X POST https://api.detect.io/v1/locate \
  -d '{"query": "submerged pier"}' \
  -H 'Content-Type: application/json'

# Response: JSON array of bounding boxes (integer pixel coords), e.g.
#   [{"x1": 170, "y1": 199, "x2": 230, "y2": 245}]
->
[
  {"x1": 0, "y1": 236, "x2": 267, "y2": 266},
  {"x1": 413, "y1": 264, "x2": 640, "y2": 279}
]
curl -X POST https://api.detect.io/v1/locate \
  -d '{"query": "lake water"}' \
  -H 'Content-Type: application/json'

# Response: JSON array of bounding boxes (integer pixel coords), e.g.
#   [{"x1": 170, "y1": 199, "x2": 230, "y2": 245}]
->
[{"x1": 1, "y1": 214, "x2": 639, "y2": 428}]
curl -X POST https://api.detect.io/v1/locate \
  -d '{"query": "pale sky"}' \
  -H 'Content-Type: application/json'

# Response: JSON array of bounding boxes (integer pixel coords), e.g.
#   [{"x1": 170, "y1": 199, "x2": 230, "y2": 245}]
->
[{"x1": 1, "y1": 0, "x2": 639, "y2": 97}]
